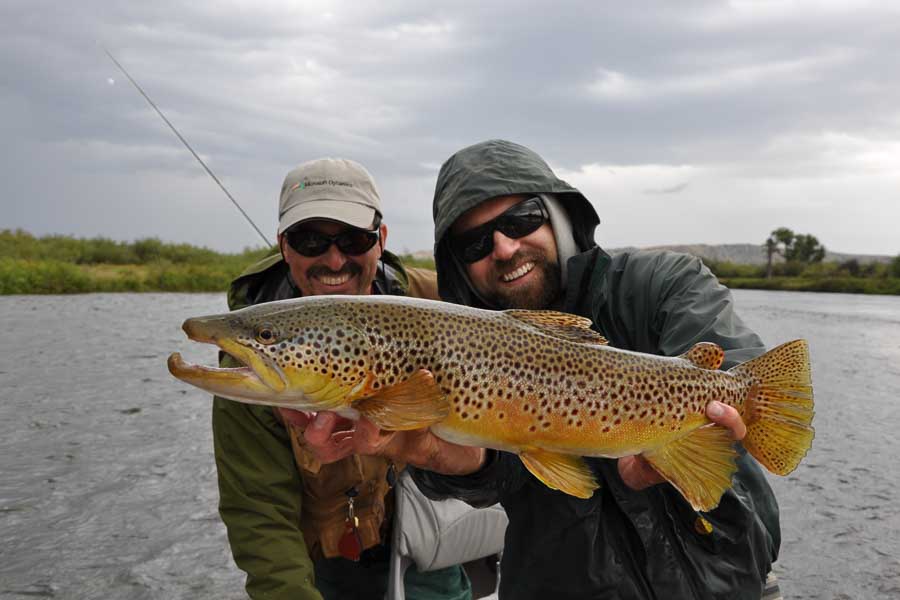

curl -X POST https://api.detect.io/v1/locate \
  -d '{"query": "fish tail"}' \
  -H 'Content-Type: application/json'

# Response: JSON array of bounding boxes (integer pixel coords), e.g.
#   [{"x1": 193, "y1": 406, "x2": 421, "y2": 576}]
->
[{"x1": 730, "y1": 339, "x2": 815, "y2": 475}]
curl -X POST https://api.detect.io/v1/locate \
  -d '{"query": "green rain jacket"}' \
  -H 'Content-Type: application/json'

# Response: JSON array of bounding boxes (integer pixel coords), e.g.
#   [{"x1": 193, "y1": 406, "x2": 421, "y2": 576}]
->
[
  {"x1": 213, "y1": 251, "x2": 463, "y2": 600},
  {"x1": 411, "y1": 140, "x2": 780, "y2": 600}
]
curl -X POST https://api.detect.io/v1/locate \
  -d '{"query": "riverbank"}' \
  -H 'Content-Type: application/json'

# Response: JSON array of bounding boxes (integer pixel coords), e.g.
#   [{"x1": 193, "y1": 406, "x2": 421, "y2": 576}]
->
[
  {"x1": 2, "y1": 229, "x2": 897, "y2": 295},
  {"x1": 4, "y1": 259, "x2": 899, "y2": 295},
  {"x1": 720, "y1": 276, "x2": 900, "y2": 295},
  {"x1": 0, "y1": 230, "x2": 437, "y2": 294},
  {"x1": 0, "y1": 255, "x2": 439, "y2": 295}
]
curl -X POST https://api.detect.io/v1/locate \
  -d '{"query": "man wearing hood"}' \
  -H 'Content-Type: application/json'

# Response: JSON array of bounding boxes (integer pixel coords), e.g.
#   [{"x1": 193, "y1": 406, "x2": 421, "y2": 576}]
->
[{"x1": 352, "y1": 140, "x2": 782, "y2": 599}]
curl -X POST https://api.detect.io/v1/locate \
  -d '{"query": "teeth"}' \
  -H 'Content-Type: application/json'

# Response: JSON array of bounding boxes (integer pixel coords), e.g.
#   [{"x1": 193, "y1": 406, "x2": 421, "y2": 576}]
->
[
  {"x1": 502, "y1": 262, "x2": 534, "y2": 282},
  {"x1": 319, "y1": 273, "x2": 352, "y2": 286}
]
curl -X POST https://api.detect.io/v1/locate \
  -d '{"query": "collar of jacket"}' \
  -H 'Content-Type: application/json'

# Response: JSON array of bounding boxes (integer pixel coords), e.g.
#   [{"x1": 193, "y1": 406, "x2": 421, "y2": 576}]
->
[{"x1": 561, "y1": 246, "x2": 612, "y2": 320}]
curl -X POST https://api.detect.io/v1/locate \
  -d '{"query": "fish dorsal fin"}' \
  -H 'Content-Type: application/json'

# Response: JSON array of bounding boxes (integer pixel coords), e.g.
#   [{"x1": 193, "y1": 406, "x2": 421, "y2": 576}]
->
[
  {"x1": 679, "y1": 342, "x2": 725, "y2": 370},
  {"x1": 353, "y1": 369, "x2": 450, "y2": 431},
  {"x1": 519, "y1": 449, "x2": 599, "y2": 499},
  {"x1": 504, "y1": 310, "x2": 608, "y2": 345},
  {"x1": 642, "y1": 424, "x2": 739, "y2": 511}
]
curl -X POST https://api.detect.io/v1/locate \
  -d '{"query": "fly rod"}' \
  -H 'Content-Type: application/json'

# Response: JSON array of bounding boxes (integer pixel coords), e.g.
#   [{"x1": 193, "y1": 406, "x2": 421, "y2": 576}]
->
[{"x1": 104, "y1": 47, "x2": 273, "y2": 247}]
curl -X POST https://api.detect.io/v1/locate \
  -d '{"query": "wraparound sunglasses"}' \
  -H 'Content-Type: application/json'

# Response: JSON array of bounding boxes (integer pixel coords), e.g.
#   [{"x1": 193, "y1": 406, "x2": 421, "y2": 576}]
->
[
  {"x1": 450, "y1": 197, "x2": 550, "y2": 264},
  {"x1": 285, "y1": 221, "x2": 381, "y2": 257}
]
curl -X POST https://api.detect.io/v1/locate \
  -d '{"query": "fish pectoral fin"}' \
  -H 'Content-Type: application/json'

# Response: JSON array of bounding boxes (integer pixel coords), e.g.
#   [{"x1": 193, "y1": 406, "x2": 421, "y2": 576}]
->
[
  {"x1": 519, "y1": 449, "x2": 599, "y2": 499},
  {"x1": 354, "y1": 369, "x2": 449, "y2": 431},
  {"x1": 678, "y1": 342, "x2": 725, "y2": 370},
  {"x1": 503, "y1": 310, "x2": 608, "y2": 345},
  {"x1": 642, "y1": 424, "x2": 739, "y2": 512}
]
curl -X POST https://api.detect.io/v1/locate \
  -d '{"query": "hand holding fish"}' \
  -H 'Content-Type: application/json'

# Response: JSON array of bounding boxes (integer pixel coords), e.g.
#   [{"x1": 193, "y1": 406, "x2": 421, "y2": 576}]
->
[
  {"x1": 278, "y1": 409, "x2": 358, "y2": 464},
  {"x1": 618, "y1": 400, "x2": 747, "y2": 490},
  {"x1": 280, "y1": 406, "x2": 487, "y2": 476},
  {"x1": 351, "y1": 418, "x2": 486, "y2": 476}
]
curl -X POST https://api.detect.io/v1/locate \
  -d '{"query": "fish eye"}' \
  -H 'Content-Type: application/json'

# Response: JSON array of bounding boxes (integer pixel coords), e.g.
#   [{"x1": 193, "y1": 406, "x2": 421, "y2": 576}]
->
[{"x1": 255, "y1": 324, "x2": 278, "y2": 344}]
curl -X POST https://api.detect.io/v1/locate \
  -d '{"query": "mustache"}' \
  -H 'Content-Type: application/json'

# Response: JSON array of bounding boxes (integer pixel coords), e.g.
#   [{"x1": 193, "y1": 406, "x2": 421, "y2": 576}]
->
[{"x1": 307, "y1": 263, "x2": 362, "y2": 280}]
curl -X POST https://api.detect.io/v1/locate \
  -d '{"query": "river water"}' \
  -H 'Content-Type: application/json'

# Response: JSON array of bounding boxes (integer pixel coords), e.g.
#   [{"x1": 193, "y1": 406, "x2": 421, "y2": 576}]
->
[{"x1": 1, "y1": 290, "x2": 898, "y2": 599}]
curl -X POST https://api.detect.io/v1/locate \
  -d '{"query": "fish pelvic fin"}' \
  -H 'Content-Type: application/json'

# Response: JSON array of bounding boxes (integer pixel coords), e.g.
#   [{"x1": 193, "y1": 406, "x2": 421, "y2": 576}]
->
[
  {"x1": 679, "y1": 342, "x2": 725, "y2": 370},
  {"x1": 729, "y1": 339, "x2": 815, "y2": 476},
  {"x1": 519, "y1": 449, "x2": 599, "y2": 499},
  {"x1": 642, "y1": 424, "x2": 739, "y2": 512},
  {"x1": 503, "y1": 310, "x2": 608, "y2": 345},
  {"x1": 353, "y1": 369, "x2": 450, "y2": 431}
]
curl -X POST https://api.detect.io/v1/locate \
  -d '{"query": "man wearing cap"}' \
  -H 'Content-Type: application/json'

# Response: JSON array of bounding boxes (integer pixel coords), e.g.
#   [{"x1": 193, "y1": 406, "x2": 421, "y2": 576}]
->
[{"x1": 212, "y1": 158, "x2": 472, "y2": 600}]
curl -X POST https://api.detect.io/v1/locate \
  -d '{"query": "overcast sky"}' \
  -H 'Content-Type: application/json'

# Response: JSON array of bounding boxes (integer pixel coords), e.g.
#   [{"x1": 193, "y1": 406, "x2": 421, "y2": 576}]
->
[{"x1": 3, "y1": 1, "x2": 899, "y2": 256}]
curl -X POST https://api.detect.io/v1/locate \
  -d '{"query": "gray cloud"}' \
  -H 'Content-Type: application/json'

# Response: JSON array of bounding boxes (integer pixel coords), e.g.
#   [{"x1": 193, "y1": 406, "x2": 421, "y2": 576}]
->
[
  {"x1": 2, "y1": 0, "x2": 899, "y2": 255},
  {"x1": 643, "y1": 182, "x2": 690, "y2": 195}
]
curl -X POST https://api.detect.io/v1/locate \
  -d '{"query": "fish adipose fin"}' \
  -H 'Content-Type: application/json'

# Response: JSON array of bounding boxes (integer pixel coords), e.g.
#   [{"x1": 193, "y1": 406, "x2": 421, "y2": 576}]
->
[
  {"x1": 679, "y1": 342, "x2": 725, "y2": 370},
  {"x1": 504, "y1": 310, "x2": 608, "y2": 345},
  {"x1": 729, "y1": 339, "x2": 815, "y2": 476},
  {"x1": 354, "y1": 369, "x2": 450, "y2": 431},
  {"x1": 642, "y1": 424, "x2": 739, "y2": 512},
  {"x1": 519, "y1": 449, "x2": 599, "y2": 499}
]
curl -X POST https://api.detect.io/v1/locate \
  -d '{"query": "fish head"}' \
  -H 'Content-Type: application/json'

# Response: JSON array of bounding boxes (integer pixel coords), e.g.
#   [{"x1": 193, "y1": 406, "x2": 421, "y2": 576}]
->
[{"x1": 168, "y1": 297, "x2": 374, "y2": 411}]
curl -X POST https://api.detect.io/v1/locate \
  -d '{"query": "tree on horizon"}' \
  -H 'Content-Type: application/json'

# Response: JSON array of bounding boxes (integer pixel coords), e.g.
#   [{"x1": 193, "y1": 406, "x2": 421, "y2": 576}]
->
[{"x1": 764, "y1": 228, "x2": 826, "y2": 278}]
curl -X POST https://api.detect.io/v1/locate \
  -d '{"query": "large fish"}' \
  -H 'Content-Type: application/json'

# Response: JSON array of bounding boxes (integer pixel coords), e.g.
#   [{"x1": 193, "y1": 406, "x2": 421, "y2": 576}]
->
[{"x1": 168, "y1": 295, "x2": 814, "y2": 511}]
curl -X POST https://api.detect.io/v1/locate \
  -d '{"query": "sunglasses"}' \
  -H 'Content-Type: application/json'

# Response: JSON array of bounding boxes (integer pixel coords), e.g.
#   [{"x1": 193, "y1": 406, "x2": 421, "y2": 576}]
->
[
  {"x1": 285, "y1": 222, "x2": 381, "y2": 257},
  {"x1": 450, "y1": 197, "x2": 550, "y2": 264}
]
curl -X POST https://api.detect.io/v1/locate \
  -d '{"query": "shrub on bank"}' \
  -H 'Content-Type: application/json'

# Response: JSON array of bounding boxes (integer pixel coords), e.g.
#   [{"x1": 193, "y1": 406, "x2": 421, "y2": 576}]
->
[
  {"x1": 721, "y1": 276, "x2": 900, "y2": 295},
  {"x1": 146, "y1": 263, "x2": 236, "y2": 292},
  {"x1": 397, "y1": 254, "x2": 436, "y2": 271},
  {"x1": 0, "y1": 229, "x2": 271, "y2": 267},
  {"x1": 0, "y1": 259, "x2": 246, "y2": 294},
  {"x1": 0, "y1": 259, "x2": 92, "y2": 294},
  {"x1": 704, "y1": 261, "x2": 764, "y2": 278}
]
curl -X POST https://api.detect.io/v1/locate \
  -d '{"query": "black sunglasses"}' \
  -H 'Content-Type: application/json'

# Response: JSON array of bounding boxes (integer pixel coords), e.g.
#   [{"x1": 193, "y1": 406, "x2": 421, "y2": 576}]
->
[
  {"x1": 450, "y1": 197, "x2": 550, "y2": 264},
  {"x1": 285, "y1": 221, "x2": 381, "y2": 257}
]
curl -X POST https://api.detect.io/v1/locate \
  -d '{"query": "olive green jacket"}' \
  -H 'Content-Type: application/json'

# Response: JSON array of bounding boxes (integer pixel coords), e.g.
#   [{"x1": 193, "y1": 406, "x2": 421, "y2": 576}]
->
[{"x1": 212, "y1": 251, "x2": 437, "y2": 600}]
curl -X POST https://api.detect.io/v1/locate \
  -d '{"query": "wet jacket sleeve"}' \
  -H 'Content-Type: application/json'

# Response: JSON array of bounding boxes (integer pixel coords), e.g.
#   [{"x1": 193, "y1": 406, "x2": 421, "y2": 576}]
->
[
  {"x1": 639, "y1": 252, "x2": 781, "y2": 561},
  {"x1": 213, "y1": 382, "x2": 323, "y2": 600}
]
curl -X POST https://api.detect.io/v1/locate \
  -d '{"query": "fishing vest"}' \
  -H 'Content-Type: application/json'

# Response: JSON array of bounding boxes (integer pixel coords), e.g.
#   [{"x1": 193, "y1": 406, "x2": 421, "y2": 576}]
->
[{"x1": 229, "y1": 255, "x2": 439, "y2": 559}]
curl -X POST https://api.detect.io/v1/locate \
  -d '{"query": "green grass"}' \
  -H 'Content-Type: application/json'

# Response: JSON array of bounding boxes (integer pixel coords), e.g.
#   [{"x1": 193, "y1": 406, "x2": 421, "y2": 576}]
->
[
  {"x1": 396, "y1": 254, "x2": 436, "y2": 271},
  {"x1": 0, "y1": 229, "x2": 442, "y2": 294},
  {"x1": 0, "y1": 229, "x2": 273, "y2": 294},
  {"x1": 720, "y1": 276, "x2": 900, "y2": 295},
  {"x1": 0, "y1": 259, "x2": 249, "y2": 294}
]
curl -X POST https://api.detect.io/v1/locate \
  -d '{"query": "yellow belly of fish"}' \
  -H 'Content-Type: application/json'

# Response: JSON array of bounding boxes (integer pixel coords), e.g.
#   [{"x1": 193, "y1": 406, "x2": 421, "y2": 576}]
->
[{"x1": 436, "y1": 394, "x2": 710, "y2": 459}]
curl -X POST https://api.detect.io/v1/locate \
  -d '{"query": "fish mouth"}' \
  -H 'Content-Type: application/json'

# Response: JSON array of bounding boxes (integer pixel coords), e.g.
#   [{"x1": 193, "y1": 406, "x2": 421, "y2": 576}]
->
[{"x1": 167, "y1": 317, "x2": 288, "y2": 401}]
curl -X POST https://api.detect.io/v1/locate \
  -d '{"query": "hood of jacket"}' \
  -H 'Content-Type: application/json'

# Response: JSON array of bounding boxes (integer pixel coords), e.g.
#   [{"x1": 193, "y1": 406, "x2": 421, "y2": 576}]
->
[{"x1": 432, "y1": 139, "x2": 601, "y2": 307}]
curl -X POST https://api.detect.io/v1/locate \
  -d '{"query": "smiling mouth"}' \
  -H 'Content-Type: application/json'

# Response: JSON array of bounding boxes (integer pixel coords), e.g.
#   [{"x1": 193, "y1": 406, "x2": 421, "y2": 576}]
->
[
  {"x1": 502, "y1": 262, "x2": 535, "y2": 283},
  {"x1": 317, "y1": 272, "x2": 354, "y2": 286}
]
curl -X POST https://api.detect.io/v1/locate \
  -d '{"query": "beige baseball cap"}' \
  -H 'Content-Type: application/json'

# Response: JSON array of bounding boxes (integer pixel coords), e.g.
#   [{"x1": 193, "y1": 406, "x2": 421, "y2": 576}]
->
[{"x1": 278, "y1": 158, "x2": 382, "y2": 234}]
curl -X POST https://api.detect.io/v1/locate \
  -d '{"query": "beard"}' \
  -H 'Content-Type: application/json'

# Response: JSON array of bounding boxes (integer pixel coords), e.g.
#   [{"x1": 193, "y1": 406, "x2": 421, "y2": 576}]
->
[{"x1": 481, "y1": 251, "x2": 562, "y2": 310}]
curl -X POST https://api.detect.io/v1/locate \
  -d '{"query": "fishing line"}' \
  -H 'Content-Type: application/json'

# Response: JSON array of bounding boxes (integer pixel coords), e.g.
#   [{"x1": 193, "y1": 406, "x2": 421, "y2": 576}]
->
[{"x1": 103, "y1": 47, "x2": 273, "y2": 248}]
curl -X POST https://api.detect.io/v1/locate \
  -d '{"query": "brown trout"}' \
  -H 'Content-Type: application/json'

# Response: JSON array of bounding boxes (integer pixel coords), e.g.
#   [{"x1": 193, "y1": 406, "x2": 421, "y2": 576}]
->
[{"x1": 168, "y1": 295, "x2": 814, "y2": 510}]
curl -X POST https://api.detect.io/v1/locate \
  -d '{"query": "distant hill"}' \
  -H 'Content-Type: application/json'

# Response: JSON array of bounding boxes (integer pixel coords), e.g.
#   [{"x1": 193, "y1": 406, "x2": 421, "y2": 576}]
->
[{"x1": 605, "y1": 243, "x2": 893, "y2": 265}]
